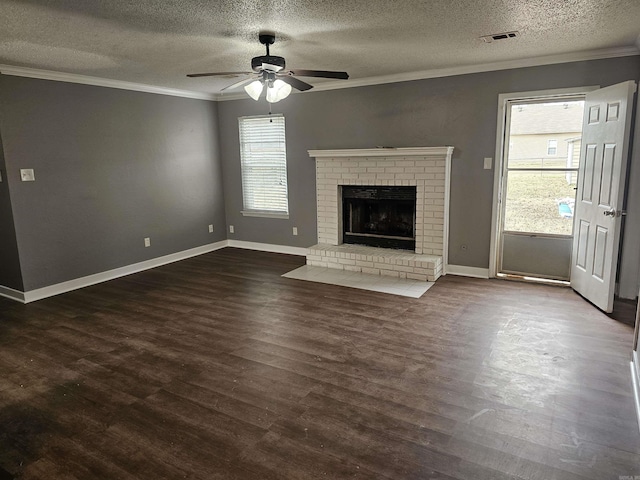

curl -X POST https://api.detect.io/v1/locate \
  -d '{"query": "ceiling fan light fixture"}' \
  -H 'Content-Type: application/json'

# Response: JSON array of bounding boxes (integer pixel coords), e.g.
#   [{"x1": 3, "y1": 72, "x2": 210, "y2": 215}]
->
[
  {"x1": 244, "y1": 80, "x2": 263, "y2": 101},
  {"x1": 266, "y1": 79, "x2": 292, "y2": 103}
]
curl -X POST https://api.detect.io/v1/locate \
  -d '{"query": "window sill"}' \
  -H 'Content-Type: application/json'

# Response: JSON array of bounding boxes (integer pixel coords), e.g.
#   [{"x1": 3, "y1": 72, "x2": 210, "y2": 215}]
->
[{"x1": 241, "y1": 210, "x2": 290, "y2": 219}]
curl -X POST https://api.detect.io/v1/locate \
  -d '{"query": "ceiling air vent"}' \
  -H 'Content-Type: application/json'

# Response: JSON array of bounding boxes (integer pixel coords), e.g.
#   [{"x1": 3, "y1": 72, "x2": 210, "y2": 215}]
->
[{"x1": 480, "y1": 31, "x2": 519, "y2": 43}]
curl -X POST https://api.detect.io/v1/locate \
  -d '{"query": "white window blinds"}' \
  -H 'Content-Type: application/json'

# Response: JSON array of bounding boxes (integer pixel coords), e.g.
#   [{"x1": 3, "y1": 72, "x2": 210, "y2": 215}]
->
[{"x1": 239, "y1": 115, "x2": 289, "y2": 217}]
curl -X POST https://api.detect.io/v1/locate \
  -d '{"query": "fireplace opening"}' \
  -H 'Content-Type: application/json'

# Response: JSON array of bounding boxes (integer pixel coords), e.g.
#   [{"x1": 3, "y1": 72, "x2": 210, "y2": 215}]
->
[{"x1": 342, "y1": 186, "x2": 416, "y2": 250}]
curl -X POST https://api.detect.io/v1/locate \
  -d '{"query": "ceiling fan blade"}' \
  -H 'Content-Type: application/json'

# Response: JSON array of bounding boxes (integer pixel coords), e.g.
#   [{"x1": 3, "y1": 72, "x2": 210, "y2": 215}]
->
[
  {"x1": 279, "y1": 75, "x2": 313, "y2": 92},
  {"x1": 220, "y1": 76, "x2": 257, "y2": 92},
  {"x1": 288, "y1": 69, "x2": 349, "y2": 80},
  {"x1": 187, "y1": 72, "x2": 251, "y2": 78}
]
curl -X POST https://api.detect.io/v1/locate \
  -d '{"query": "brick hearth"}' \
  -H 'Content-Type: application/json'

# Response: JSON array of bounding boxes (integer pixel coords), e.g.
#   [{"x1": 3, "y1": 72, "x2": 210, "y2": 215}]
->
[{"x1": 308, "y1": 147, "x2": 453, "y2": 282}]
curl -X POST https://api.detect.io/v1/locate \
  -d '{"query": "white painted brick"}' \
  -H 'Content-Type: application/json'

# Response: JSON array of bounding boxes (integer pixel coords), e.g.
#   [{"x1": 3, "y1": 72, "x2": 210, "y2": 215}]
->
[
  {"x1": 407, "y1": 273, "x2": 428, "y2": 282},
  {"x1": 338, "y1": 258, "x2": 356, "y2": 266},
  {"x1": 415, "y1": 173, "x2": 436, "y2": 180},
  {"x1": 344, "y1": 265, "x2": 362, "y2": 272},
  {"x1": 361, "y1": 267, "x2": 380, "y2": 275},
  {"x1": 375, "y1": 161, "x2": 398, "y2": 167},
  {"x1": 394, "y1": 265, "x2": 417, "y2": 273},
  {"x1": 355, "y1": 260, "x2": 375, "y2": 268},
  {"x1": 356, "y1": 161, "x2": 378, "y2": 167},
  {"x1": 380, "y1": 269, "x2": 400, "y2": 278}
]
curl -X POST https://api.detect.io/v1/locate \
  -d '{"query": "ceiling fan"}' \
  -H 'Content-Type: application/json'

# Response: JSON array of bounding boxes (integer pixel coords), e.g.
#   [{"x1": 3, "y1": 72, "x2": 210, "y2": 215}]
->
[{"x1": 187, "y1": 33, "x2": 349, "y2": 102}]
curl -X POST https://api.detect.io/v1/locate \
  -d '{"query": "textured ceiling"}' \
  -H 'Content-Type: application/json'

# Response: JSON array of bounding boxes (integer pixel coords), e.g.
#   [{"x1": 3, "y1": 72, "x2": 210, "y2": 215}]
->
[{"x1": 1, "y1": 0, "x2": 639, "y2": 95}]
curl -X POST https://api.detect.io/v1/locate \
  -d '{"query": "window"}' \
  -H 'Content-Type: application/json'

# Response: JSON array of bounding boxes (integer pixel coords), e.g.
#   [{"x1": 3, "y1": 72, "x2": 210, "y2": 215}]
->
[
  {"x1": 238, "y1": 115, "x2": 289, "y2": 218},
  {"x1": 503, "y1": 100, "x2": 584, "y2": 236}
]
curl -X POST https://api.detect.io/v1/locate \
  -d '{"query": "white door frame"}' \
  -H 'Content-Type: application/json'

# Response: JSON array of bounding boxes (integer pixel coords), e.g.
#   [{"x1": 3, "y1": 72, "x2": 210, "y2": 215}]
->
[{"x1": 489, "y1": 85, "x2": 599, "y2": 278}]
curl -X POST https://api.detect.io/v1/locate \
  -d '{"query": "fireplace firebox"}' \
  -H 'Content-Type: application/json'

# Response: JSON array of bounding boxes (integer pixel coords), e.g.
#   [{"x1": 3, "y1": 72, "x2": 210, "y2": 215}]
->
[{"x1": 342, "y1": 186, "x2": 416, "y2": 250}]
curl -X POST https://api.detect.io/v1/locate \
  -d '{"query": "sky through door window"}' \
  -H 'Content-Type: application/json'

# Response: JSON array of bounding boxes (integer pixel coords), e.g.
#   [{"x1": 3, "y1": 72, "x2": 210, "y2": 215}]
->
[{"x1": 239, "y1": 115, "x2": 289, "y2": 218}]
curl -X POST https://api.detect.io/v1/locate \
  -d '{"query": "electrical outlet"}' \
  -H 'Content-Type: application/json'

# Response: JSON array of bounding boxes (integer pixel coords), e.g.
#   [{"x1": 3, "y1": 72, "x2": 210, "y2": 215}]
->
[
  {"x1": 229, "y1": 225, "x2": 234, "y2": 234},
  {"x1": 144, "y1": 237, "x2": 151, "y2": 247},
  {"x1": 20, "y1": 169, "x2": 35, "y2": 181},
  {"x1": 483, "y1": 157, "x2": 492, "y2": 170},
  {"x1": 292, "y1": 227, "x2": 298, "y2": 236},
  {"x1": 208, "y1": 224, "x2": 214, "y2": 233}
]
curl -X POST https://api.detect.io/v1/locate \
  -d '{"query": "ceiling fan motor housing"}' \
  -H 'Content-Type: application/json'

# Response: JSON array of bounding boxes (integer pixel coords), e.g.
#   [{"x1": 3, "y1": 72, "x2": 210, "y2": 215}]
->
[{"x1": 252, "y1": 55, "x2": 286, "y2": 72}]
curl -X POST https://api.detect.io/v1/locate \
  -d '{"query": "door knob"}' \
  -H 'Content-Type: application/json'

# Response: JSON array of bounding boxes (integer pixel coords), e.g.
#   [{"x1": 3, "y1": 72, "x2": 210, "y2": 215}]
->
[{"x1": 603, "y1": 208, "x2": 626, "y2": 217}]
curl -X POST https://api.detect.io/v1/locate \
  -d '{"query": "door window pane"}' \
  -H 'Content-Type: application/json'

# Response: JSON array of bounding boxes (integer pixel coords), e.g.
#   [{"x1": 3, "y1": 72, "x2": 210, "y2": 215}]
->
[
  {"x1": 504, "y1": 171, "x2": 577, "y2": 235},
  {"x1": 507, "y1": 100, "x2": 584, "y2": 169}
]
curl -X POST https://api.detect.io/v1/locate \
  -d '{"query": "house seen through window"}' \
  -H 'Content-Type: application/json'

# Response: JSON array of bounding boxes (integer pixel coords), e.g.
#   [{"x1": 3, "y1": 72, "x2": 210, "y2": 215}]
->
[{"x1": 238, "y1": 114, "x2": 289, "y2": 218}]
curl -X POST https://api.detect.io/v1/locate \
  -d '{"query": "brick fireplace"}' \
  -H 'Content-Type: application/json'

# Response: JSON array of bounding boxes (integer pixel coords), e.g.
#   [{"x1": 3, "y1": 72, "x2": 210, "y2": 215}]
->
[{"x1": 307, "y1": 147, "x2": 454, "y2": 282}]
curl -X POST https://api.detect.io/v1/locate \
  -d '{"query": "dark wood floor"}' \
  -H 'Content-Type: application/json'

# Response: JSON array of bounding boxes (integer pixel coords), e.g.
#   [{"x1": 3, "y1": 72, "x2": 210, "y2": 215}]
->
[{"x1": 0, "y1": 248, "x2": 638, "y2": 480}]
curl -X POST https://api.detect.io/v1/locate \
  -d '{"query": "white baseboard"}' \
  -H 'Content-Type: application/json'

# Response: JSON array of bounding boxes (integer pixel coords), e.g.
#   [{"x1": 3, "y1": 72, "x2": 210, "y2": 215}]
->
[
  {"x1": 227, "y1": 240, "x2": 308, "y2": 257},
  {"x1": 22, "y1": 240, "x2": 228, "y2": 303},
  {"x1": 3, "y1": 240, "x2": 307, "y2": 304},
  {"x1": 445, "y1": 264, "x2": 490, "y2": 278},
  {"x1": 632, "y1": 351, "x2": 640, "y2": 434},
  {"x1": 0, "y1": 285, "x2": 26, "y2": 303}
]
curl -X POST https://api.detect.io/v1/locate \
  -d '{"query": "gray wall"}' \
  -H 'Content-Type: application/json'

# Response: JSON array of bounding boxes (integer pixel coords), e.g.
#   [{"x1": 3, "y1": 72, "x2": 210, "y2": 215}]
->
[
  {"x1": 0, "y1": 130, "x2": 23, "y2": 290},
  {"x1": 218, "y1": 56, "x2": 640, "y2": 272},
  {"x1": 0, "y1": 75, "x2": 225, "y2": 291},
  {"x1": 619, "y1": 91, "x2": 640, "y2": 299}
]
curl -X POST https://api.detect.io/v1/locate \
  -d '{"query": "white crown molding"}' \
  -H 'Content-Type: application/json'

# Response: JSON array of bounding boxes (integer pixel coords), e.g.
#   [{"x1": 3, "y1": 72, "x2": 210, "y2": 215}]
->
[
  {"x1": 0, "y1": 64, "x2": 217, "y2": 101},
  {"x1": 302, "y1": 46, "x2": 640, "y2": 93},
  {"x1": 2, "y1": 45, "x2": 638, "y2": 103},
  {"x1": 216, "y1": 45, "x2": 640, "y2": 101},
  {"x1": 308, "y1": 146, "x2": 454, "y2": 158}
]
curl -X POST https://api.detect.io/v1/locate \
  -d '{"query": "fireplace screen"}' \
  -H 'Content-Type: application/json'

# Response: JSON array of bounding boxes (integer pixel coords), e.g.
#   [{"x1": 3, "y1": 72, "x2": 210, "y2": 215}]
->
[{"x1": 342, "y1": 186, "x2": 416, "y2": 250}]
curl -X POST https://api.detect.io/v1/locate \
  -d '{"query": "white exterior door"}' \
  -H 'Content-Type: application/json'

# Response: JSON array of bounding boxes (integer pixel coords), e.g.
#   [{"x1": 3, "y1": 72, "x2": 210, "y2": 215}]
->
[{"x1": 571, "y1": 81, "x2": 637, "y2": 313}]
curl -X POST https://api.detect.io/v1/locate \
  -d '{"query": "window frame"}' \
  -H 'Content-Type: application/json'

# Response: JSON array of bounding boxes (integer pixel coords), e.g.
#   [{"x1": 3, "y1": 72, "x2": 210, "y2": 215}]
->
[
  {"x1": 547, "y1": 139, "x2": 558, "y2": 156},
  {"x1": 238, "y1": 114, "x2": 289, "y2": 219}
]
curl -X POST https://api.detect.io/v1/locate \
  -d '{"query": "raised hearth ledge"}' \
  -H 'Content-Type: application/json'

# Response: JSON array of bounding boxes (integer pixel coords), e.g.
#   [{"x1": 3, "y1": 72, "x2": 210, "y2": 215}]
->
[
  {"x1": 307, "y1": 243, "x2": 443, "y2": 282},
  {"x1": 308, "y1": 146, "x2": 453, "y2": 258},
  {"x1": 308, "y1": 146, "x2": 453, "y2": 280},
  {"x1": 308, "y1": 146, "x2": 453, "y2": 158}
]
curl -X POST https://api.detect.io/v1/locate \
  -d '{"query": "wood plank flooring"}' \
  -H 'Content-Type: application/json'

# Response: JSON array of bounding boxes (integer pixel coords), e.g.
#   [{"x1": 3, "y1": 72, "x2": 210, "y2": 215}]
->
[{"x1": 0, "y1": 247, "x2": 638, "y2": 479}]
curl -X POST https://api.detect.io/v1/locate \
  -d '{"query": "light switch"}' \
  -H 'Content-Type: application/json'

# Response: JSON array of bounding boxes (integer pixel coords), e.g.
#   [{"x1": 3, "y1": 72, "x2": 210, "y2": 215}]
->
[
  {"x1": 483, "y1": 157, "x2": 492, "y2": 170},
  {"x1": 20, "y1": 169, "x2": 36, "y2": 181}
]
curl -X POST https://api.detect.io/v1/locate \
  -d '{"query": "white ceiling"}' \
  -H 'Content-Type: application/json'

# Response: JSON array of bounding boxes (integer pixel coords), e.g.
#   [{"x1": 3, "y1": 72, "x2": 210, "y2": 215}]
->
[{"x1": 1, "y1": 0, "x2": 639, "y2": 98}]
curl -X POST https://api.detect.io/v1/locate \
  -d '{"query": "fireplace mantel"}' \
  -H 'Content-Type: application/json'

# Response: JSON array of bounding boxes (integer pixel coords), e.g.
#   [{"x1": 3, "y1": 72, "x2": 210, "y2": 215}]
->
[
  {"x1": 308, "y1": 146, "x2": 453, "y2": 281},
  {"x1": 308, "y1": 146, "x2": 454, "y2": 158}
]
